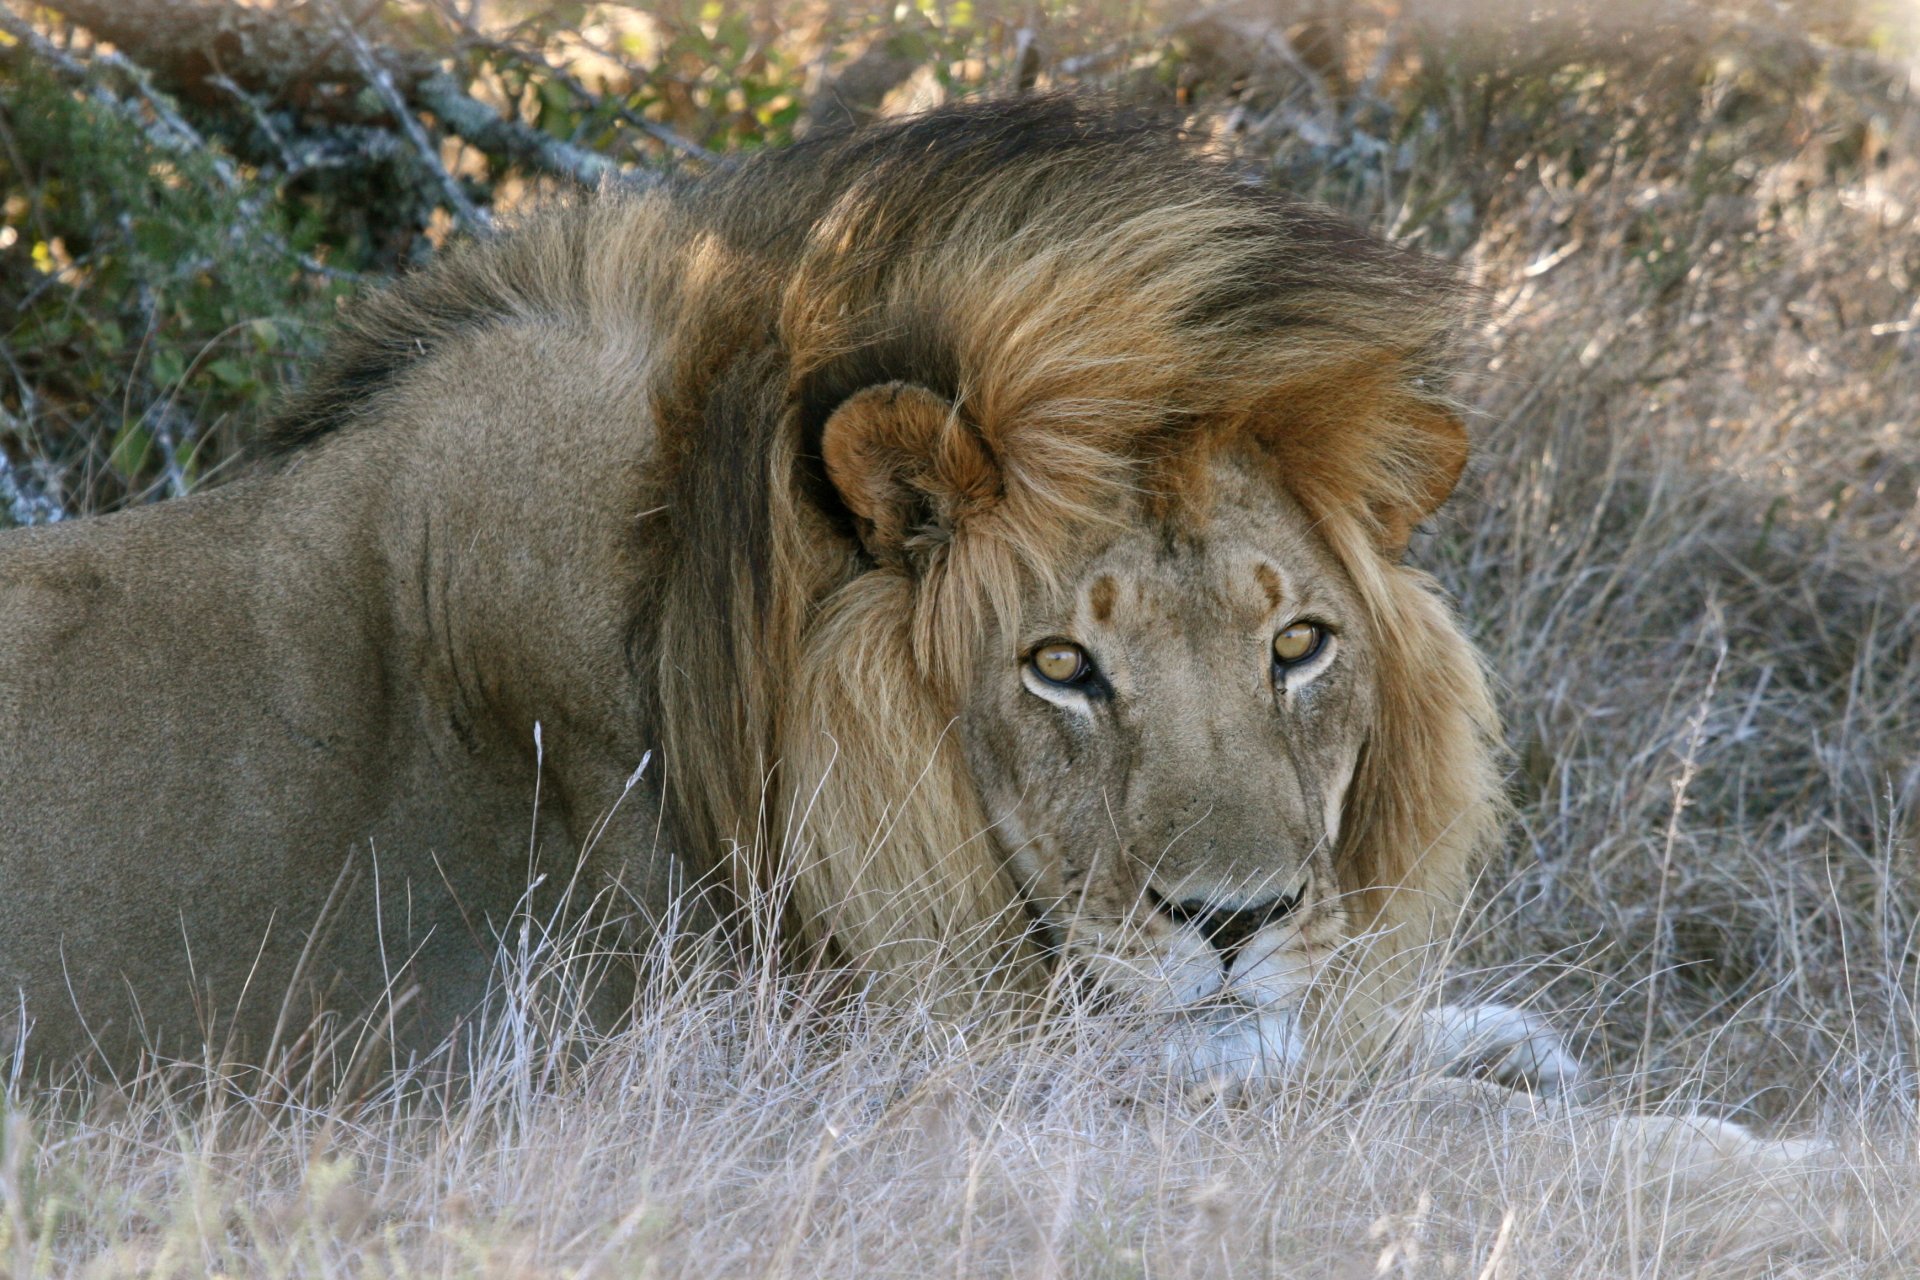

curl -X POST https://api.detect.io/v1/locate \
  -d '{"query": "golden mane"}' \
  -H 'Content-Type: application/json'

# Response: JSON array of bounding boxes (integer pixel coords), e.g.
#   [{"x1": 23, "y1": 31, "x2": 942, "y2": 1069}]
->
[{"x1": 267, "y1": 94, "x2": 1499, "y2": 1035}]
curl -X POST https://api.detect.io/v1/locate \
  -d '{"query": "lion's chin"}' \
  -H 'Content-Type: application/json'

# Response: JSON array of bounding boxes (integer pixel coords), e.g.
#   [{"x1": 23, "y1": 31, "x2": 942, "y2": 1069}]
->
[{"x1": 1160, "y1": 1004, "x2": 1304, "y2": 1098}]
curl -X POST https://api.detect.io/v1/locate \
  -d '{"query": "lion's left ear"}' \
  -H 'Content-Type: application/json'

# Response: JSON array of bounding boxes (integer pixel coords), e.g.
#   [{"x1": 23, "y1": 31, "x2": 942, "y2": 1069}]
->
[
  {"x1": 1371, "y1": 404, "x2": 1469, "y2": 557},
  {"x1": 819, "y1": 382, "x2": 1002, "y2": 566}
]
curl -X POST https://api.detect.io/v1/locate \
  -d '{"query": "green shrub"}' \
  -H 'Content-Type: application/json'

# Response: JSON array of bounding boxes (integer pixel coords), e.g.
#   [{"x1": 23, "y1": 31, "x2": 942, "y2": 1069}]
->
[{"x1": 0, "y1": 58, "x2": 349, "y2": 522}]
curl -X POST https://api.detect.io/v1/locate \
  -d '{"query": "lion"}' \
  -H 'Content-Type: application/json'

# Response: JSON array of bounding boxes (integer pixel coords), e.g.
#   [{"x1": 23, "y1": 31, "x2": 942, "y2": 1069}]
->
[{"x1": 0, "y1": 95, "x2": 1572, "y2": 1090}]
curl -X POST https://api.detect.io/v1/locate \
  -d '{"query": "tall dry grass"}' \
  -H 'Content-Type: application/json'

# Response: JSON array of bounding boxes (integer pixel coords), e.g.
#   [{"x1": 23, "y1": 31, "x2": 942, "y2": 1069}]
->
[
  {"x1": 0, "y1": 901, "x2": 1902, "y2": 1277},
  {"x1": 1445, "y1": 43, "x2": 1920, "y2": 1124},
  {"x1": 3, "y1": 2, "x2": 1919, "y2": 1275}
]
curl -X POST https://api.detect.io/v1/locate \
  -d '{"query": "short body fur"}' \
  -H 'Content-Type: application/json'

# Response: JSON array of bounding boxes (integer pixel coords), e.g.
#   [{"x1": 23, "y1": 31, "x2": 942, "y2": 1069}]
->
[{"x1": 0, "y1": 97, "x2": 1505, "y2": 1077}]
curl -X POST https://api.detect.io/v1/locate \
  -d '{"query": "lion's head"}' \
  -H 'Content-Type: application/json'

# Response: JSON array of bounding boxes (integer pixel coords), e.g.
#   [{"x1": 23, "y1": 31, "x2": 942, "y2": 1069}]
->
[
  {"x1": 944, "y1": 454, "x2": 1378, "y2": 1021},
  {"x1": 817, "y1": 376, "x2": 1399, "y2": 1011},
  {"x1": 791, "y1": 375, "x2": 1496, "y2": 1074},
  {"x1": 626, "y1": 96, "x2": 1505, "y2": 1070}
]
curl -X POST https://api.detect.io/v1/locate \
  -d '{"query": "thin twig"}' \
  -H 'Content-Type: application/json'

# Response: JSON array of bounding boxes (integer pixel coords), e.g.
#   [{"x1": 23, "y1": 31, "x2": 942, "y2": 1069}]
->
[
  {"x1": 317, "y1": 0, "x2": 490, "y2": 232},
  {"x1": 1638, "y1": 609, "x2": 1729, "y2": 1066},
  {"x1": 204, "y1": 72, "x2": 293, "y2": 167},
  {"x1": 439, "y1": 13, "x2": 715, "y2": 165}
]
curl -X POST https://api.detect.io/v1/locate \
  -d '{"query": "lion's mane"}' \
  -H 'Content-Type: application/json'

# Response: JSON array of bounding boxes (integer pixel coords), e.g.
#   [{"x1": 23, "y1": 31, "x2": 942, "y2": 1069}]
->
[{"x1": 267, "y1": 95, "x2": 1502, "y2": 1040}]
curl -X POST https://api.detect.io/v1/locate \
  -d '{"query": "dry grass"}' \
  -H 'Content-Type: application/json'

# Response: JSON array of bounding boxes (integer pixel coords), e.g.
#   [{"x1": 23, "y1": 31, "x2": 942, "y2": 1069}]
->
[
  {"x1": 5, "y1": 2, "x2": 1920, "y2": 1274},
  {"x1": 1446, "y1": 40, "x2": 1920, "y2": 1120},
  {"x1": 0, "y1": 922, "x2": 1908, "y2": 1278}
]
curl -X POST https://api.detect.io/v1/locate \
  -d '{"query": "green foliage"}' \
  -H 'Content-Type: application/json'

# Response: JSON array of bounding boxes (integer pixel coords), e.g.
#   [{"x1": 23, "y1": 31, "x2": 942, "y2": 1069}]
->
[
  {"x1": 460, "y1": 0, "x2": 816, "y2": 156},
  {"x1": 0, "y1": 59, "x2": 349, "y2": 521},
  {"x1": 462, "y1": 1, "x2": 1151, "y2": 159}
]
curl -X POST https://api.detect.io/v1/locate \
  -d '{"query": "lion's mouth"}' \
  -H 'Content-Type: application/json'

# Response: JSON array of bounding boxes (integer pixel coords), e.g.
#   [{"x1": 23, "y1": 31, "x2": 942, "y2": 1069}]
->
[{"x1": 1066, "y1": 915, "x2": 1331, "y2": 1017}]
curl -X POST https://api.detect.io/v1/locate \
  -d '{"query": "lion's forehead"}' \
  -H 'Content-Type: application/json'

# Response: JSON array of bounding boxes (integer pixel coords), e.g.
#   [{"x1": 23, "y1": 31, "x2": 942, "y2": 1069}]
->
[
  {"x1": 1074, "y1": 543, "x2": 1296, "y2": 635},
  {"x1": 1058, "y1": 488, "x2": 1358, "y2": 648}
]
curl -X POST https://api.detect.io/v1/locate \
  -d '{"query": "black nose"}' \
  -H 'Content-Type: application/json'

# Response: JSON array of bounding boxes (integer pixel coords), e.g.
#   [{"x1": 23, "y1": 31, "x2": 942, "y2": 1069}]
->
[{"x1": 1151, "y1": 888, "x2": 1302, "y2": 966}]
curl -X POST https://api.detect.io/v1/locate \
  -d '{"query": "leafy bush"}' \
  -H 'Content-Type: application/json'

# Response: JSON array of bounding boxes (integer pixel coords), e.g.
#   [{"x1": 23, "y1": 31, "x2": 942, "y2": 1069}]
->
[{"x1": 0, "y1": 59, "x2": 346, "y2": 519}]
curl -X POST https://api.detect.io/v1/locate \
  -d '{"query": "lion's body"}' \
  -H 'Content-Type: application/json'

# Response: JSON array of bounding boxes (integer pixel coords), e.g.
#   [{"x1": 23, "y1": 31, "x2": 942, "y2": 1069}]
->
[
  {"x1": 0, "y1": 319, "x2": 673, "y2": 1066},
  {"x1": 0, "y1": 98, "x2": 1512, "y2": 1081}
]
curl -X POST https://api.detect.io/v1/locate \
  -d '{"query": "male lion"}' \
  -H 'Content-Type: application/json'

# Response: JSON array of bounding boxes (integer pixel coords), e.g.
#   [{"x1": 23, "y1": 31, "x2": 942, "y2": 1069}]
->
[{"x1": 0, "y1": 96, "x2": 1572, "y2": 1089}]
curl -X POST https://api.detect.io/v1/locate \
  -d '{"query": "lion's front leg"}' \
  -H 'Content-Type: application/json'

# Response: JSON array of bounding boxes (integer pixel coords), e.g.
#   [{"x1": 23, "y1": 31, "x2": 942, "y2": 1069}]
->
[
  {"x1": 1157, "y1": 1000, "x2": 1582, "y2": 1100},
  {"x1": 1420, "y1": 1002, "x2": 1584, "y2": 1097}
]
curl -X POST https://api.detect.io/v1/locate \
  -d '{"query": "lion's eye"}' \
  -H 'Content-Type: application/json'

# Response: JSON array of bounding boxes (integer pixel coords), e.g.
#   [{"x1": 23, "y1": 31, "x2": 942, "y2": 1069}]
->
[
  {"x1": 1272, "y1": 622, "x2": 1326, "y2": 667},
  {"x1": 1030, "y1": 641, "x2": 1091, "y2": 686}
]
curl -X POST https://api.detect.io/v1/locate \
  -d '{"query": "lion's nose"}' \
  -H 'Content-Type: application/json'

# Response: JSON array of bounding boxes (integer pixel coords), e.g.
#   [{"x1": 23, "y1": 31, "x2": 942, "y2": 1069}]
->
[{"x1": 1152, "y1": 889, "x2": 1302, "y2": 966}]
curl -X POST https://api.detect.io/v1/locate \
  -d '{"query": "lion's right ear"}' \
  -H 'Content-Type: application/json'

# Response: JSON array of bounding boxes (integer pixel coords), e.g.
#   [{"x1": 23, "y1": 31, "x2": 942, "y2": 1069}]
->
[{"x1": 819, "y1": 382, "x2": 1001, "y2": 566}]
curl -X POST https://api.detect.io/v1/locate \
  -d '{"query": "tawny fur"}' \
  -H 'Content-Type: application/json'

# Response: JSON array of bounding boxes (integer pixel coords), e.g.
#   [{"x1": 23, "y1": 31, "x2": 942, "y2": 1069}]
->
[{"x1": 0, "y1": 96, "x2": 1500, "y2": 1074}]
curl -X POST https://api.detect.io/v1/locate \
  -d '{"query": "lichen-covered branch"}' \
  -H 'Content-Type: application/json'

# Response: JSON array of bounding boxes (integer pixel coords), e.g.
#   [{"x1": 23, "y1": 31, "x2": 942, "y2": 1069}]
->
[{"x1": 17, "y1": 0, "x2": 631, "y2": 204}]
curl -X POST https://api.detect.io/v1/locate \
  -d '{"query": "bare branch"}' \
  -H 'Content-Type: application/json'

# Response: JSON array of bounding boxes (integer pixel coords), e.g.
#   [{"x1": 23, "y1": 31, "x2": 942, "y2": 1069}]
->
[
  {"x1": 413, "y1": 71, "x2": 619, "y2": 188},
  {"x1": 28, "y1": 0, "x2": 631, "y2": 192},
  {"x1": 315, "y1": 0, "x2": 489, "y2": 232}
]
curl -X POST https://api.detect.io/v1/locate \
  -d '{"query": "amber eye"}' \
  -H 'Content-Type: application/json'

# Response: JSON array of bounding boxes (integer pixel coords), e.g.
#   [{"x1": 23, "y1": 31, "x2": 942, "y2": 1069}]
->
[
  {"x1": 1030, "y1": 641, "x2": 1091, "y2": 686},
  {"x1": 1272, "y1": 621, "x2": 1326, "y2": 667}
]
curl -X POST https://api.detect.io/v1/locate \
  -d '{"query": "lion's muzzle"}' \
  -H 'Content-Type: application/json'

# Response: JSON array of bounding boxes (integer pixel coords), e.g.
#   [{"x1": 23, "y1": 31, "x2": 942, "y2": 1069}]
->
[{"x1": 1147, "y1": 885, "x2": 1304, "y2": 969}]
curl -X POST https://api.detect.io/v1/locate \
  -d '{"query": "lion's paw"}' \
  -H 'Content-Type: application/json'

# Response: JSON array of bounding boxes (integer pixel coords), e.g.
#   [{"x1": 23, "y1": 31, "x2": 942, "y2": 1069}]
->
[
  {"x1": 1421, "y1": 1002, "x2": 1583, "y2": 1098},
  {"x1": 1602, "y1": 1111, "x2": 1834, "y2": 1190},
  {"x1": 1163, "y1": 1007, "x2": 1303, "y2": 1101}
]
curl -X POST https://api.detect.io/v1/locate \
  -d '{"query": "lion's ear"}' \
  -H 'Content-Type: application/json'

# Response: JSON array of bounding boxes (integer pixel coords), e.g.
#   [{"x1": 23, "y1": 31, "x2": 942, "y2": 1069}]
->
[
  {"x1": 1371, "y1": 405, "x2": 1469, "y2": 557},
  {"x1": 820, "y1": 382, "x2": 1001, "y2": 565}
]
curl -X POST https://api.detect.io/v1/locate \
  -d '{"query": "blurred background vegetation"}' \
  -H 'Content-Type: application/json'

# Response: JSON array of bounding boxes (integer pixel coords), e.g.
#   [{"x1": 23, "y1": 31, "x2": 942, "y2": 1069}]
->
[
  {"x1": 0, "y1": 0, "x2": 1906, "y2": 521},
  {"x1": 2, "y1": 0, "x2": 1918, "y2": 1119}
]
